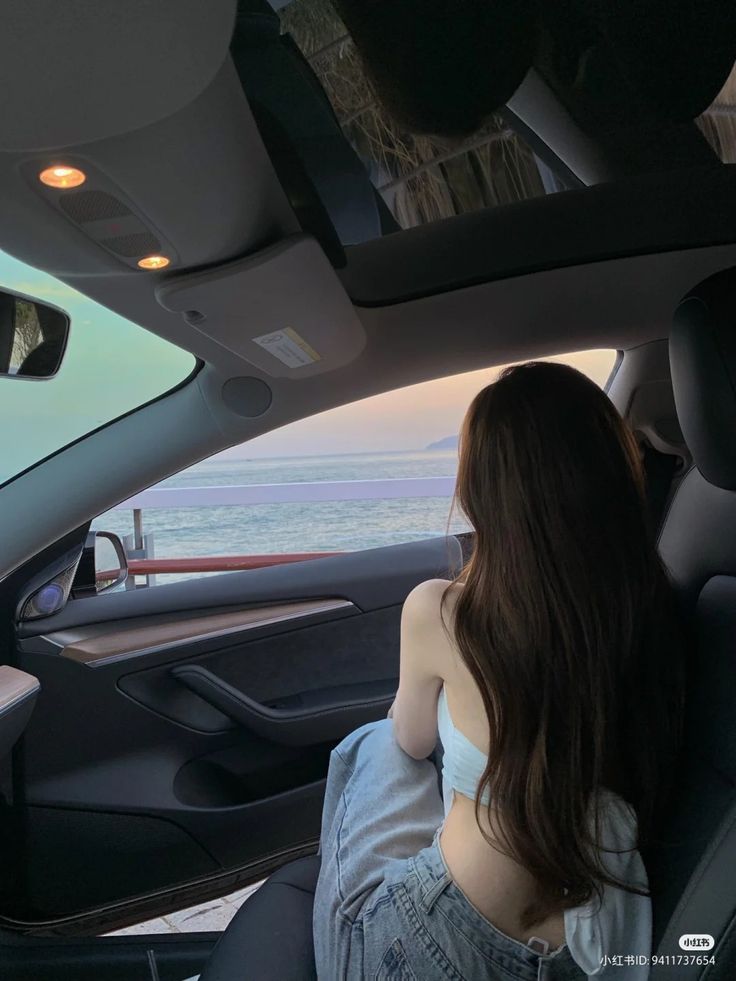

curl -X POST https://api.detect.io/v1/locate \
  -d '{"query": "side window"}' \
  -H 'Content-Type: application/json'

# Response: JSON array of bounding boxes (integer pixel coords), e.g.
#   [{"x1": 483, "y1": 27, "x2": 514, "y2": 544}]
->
[{"x1": 92, "y1": 350, "x2": 617, "y2": 588}]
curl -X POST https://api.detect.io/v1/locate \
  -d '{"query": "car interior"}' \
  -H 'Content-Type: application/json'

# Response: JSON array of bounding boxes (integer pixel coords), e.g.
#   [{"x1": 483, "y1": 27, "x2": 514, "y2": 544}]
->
[{"x1": 1, "y1": 1, "x2": 736, "y2": 978}]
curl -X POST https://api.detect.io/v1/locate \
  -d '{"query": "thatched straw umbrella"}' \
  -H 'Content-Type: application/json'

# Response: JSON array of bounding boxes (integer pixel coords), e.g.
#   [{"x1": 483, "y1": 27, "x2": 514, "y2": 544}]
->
[
  {"x1": 698, "y1": 65, "x2": 736, "y2": 164},
  {"x1": 280, "y1": 0, "x2": 547, "y2": 229}
]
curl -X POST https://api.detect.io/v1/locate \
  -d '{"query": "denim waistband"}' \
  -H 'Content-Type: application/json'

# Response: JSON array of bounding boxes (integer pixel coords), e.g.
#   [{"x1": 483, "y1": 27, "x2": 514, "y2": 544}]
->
[{"x1": 410, "y1": 832, "x2": 570, "y2": 981}]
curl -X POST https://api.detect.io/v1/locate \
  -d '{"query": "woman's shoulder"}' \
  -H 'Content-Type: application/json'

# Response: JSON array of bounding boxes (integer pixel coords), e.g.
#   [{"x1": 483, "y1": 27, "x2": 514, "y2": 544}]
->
[
  {"x1": 402, "y1": 578, "x2": 463, "y2": 630},
  {"x1": 404, "y1": 577, "x2": 460, "y2": 605}
]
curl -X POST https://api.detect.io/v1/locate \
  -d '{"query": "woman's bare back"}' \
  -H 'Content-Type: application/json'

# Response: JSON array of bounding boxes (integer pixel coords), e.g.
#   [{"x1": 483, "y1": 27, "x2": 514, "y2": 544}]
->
[{"x1": 427, "y1": 580, "x2": 567, "y2": 948}]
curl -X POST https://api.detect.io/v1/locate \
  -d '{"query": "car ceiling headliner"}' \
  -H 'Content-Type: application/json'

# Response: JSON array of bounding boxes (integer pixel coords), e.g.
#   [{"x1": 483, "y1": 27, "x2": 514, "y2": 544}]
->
[{"x1": 0, "y1": 1, "x2": 735, "y2": 381}]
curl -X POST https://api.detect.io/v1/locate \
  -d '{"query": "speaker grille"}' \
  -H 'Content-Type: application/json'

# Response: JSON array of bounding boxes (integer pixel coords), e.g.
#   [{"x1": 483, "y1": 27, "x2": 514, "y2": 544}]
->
[
  {"x1": 59, "y1": 190, "x2": 132, "y2": 223},
  {"x1": 100, "y1": 231, "x2": 161, "y2": 257}
]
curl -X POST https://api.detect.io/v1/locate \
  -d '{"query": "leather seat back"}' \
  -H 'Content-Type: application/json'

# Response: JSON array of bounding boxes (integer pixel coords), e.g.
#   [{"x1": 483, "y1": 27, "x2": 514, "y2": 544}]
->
[{"x1": 652, "y1": 268, "x2": 736, "y2": 978}]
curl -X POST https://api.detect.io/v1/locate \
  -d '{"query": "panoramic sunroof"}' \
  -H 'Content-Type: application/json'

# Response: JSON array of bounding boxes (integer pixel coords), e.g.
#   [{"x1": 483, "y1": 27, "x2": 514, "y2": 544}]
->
[
  {"x1": 257, "y1": 0, "x2": 735, "y2": 253},
  {"x1": 276, "y1": 0, "x2": 564, "y2": 234}
]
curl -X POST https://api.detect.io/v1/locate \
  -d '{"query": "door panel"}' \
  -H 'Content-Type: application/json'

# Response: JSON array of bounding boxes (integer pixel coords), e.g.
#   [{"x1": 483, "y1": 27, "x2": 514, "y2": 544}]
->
[{"x1": 3, "y1": 536, "x2": 462, "y2": 931}]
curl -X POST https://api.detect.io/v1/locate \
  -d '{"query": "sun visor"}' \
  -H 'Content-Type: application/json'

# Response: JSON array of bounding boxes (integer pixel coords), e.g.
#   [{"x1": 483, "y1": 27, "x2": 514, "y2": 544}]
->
[{"x1": 156, "y1": 234, "x2": 366, "y2": 378}]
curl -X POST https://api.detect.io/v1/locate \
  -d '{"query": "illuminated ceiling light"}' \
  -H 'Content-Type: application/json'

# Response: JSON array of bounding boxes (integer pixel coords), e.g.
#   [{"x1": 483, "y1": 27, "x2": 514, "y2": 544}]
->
[
  {"x1": 137, "y1": 255, "x2": 170, "y2": 270},
  {"x1": 39, "y1": 165, "x2": 86, "y2": 189}
]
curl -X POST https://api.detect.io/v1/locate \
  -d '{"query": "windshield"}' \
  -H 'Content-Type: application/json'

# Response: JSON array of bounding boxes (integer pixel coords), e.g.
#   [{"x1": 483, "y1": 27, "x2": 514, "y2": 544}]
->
[{"x1": 0, "y1": 249, "x2": 196, "y2": 486}]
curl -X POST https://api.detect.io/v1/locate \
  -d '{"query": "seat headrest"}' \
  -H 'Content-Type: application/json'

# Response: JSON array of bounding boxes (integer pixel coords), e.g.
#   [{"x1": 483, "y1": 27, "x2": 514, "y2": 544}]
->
[{"x1": 670, "y1": 268, "x2": 736, "y2": 491}]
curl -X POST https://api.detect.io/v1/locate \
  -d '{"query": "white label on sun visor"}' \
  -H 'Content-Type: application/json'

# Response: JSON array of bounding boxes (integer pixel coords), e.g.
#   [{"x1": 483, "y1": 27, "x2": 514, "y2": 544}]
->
[{"x1": 252, "y1": 327, "x2": 321, "y2": 368}]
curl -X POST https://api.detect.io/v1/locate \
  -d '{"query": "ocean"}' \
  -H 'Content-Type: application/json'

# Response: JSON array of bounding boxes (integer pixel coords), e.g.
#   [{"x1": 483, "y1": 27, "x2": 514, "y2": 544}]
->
[{"x1": 93, "y1": 449, "x2": 468, "y2": 584}]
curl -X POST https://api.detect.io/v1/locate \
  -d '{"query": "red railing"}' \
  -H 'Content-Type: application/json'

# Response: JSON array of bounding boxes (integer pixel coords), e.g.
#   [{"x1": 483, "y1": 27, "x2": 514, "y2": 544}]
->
[{"x1": 126, "y1": 551, "x2": 344, "y2": 575}]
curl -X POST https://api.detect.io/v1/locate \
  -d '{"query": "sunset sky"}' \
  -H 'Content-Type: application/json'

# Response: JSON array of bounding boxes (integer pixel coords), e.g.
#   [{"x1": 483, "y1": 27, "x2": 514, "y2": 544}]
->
[{"x1": 222, "y1": 348, "x2": 617, "y2": 459}]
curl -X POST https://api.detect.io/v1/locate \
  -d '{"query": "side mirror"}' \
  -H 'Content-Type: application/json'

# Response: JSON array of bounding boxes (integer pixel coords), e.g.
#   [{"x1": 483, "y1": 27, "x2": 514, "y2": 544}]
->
[
  {"x1": 73, "y1": 532, "x2": 129, "y2": 597},
  {"x1": 0, "y1": 288, "x2": 70, "y2": 379}
]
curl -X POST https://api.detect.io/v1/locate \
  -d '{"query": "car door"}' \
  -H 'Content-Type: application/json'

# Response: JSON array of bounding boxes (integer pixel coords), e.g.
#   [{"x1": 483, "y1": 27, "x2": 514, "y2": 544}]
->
[{"x1": 1, "y1": 530, "x2": 462, "y2": 934}]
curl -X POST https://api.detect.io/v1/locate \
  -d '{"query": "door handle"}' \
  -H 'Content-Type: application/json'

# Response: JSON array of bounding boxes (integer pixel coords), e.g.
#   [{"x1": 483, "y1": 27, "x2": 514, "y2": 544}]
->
[{"x1": 171, "y1": 665, "x2": 395, "y2": 746}]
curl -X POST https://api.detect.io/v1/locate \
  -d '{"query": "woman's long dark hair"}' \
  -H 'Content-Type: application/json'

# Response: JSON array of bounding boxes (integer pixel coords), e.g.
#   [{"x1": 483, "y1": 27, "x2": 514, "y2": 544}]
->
[{"x1": 444, "y1": 362, "x2": 684, "y2": 929}]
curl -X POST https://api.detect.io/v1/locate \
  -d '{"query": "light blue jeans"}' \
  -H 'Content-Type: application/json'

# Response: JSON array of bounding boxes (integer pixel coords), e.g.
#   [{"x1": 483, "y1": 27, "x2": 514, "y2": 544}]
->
[{"x1": 313, "y1": 719, "x2": 584, "y2": 980}]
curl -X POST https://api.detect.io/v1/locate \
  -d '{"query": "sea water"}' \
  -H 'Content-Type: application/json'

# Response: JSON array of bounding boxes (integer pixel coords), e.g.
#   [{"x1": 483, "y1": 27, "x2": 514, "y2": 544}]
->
[{"x1": 93, "y1": 449, "x2": 467, "y2": 584}]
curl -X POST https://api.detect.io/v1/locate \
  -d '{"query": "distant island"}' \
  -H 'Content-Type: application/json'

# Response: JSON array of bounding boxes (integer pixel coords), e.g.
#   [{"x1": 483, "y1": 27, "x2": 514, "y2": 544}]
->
[{"x1": 426, "y1": 434, "x2": 458, "y2": 451}]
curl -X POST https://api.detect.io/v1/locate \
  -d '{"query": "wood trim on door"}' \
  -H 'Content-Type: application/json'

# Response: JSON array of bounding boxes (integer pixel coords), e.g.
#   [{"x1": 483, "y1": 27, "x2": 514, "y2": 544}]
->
[
  {"x1": 0, "y1": 664, "x2": 40, "y2": 711},
  {"x1": 51, "y1": 599, "x2": 356, "y2": 667}
]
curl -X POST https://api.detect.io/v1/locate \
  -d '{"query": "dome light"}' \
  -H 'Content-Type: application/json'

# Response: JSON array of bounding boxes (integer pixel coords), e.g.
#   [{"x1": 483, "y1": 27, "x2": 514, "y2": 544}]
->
[
  {"x1": 39, "y1": 165, "x2": 86, "y2": 189},
  {"x1": 137, "y1": 255, "x2": 170, "y2": 270}
]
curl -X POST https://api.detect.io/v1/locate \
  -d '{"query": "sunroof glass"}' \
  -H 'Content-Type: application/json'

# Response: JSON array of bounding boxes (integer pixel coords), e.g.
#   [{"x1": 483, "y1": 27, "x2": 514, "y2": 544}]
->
[{"x1": 278, "y1": 0, "x2": 566, "y2": 233}]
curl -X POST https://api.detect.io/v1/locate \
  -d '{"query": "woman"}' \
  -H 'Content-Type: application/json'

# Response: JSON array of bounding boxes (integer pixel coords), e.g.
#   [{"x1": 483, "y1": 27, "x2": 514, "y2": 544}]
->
[{"x1": 313, "y1": 362, "x2": 684, "y2": 980}]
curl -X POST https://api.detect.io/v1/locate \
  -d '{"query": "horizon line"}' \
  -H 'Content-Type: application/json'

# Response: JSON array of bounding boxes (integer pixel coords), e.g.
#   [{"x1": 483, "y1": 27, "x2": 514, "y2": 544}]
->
[{"x1": 204, "y1": 444, "x2": 459, "y2": 464}]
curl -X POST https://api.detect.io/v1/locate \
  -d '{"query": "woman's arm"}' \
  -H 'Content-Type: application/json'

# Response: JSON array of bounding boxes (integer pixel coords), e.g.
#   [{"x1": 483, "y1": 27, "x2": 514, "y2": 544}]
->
[{"x1": 391, "y1": 579, "x2": 447, "y2": 759}]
